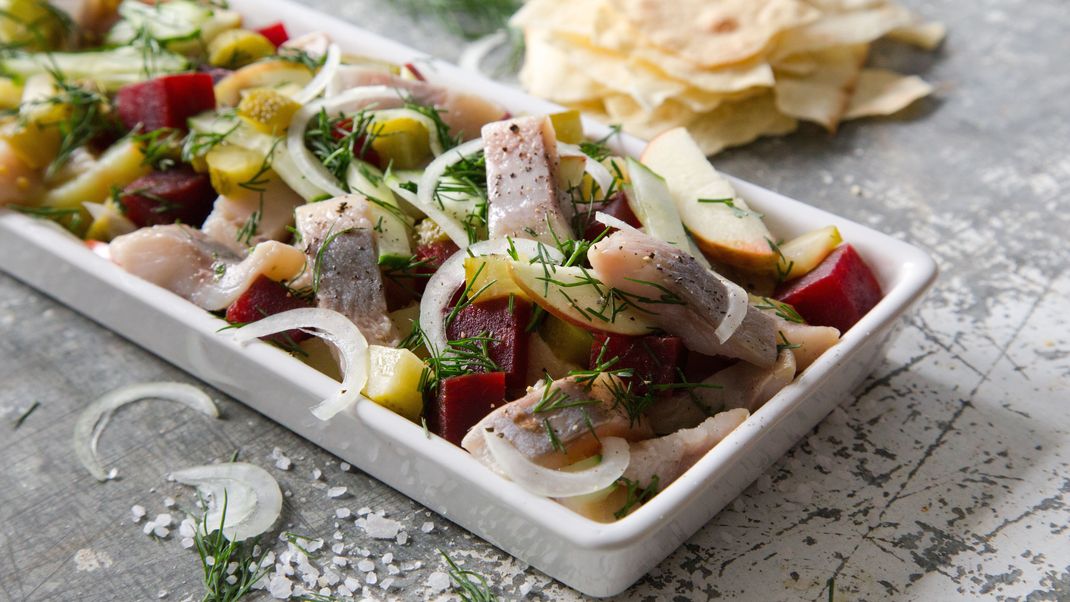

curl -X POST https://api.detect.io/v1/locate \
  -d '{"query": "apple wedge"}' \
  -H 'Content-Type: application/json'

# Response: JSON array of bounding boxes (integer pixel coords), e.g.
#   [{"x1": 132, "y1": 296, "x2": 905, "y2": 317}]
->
[
  {"x1": 776, "y1": 225, "x2": 843, "y2": 281},
  {"x1": 640, "y1": 127, "x2": 776, "y2": 272},
  {"x1": 508, "y1": 260, "x2": 657, "y2": 335}
]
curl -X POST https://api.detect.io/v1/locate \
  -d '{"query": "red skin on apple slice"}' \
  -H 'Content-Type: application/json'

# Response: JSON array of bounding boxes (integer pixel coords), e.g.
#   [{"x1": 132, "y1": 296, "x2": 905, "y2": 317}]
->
[
  {"x1": 774, "y1": 244, "x2": 882, "y2": 333},
  {"x1": 225, "y1": 275, "x2": 313, "y2": 345},
  {"x1": 433, "y1": 372, "x2": 506, "y2": 446},
  {"x1": 446, "y1": 296, "x2": 533, "y2": 393},
  {"x1": 590, "y1": 334, "x2": 685, "y2": 396}
]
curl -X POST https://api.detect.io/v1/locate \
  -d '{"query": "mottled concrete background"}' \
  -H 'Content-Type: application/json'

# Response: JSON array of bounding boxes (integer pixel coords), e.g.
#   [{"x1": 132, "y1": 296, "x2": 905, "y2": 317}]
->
[{"x1": 2, "y1": 0, "x2": 1068, "y2": 600}]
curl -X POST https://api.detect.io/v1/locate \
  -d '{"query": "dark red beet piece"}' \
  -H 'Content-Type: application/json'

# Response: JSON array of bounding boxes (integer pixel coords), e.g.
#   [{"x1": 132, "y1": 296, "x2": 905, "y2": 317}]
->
[
  {"x1": 255, "y1": 22, "x2": 289, "y2": 47},
  {"x1": 446, "y1": 296, "x2": 533, "y2": 392},
  {"x1": 774, "y1": 244, "x2": 883, "y2": 333},
  {"x1": 225, "y1": 275, "x2": 312, "y2": 345},
  {"x1": 116, "y1": 73, "x2": 216, "y2": 132},
  {"x1": 682, "y1": 351, "x2": 736, "y2": 383},
  {"x1": 434, "y1": 372, "x2": 506, "y2": 446},
  {"x1": 590, "y1": 334, "x2": 684, "y2": 395},
  {"x1": 415, "y1": 239, "x2": 461, "y2": 273},
  {"x1": 382, "y1": 239, "x2": 461, "y2": 309},
  {"x1": 120, "y1": 167, "x2": 218, "y2": 228},
  {"x1": 581, "y1": 191, "x2": 641, "y2": 242}
]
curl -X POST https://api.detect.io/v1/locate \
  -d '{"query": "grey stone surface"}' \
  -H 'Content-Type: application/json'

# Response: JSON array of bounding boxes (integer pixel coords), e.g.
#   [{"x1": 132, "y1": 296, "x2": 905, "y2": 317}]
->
[{"x1": 2, "y1": 0, "x2": 1069, "y2": 600}]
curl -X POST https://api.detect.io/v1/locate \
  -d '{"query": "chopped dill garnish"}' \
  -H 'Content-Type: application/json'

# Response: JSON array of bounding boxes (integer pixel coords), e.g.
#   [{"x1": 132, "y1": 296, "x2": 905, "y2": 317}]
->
[
  {"x1": 777, "y1": 331, "x2": 801, "y2": 353},
  {"x1": 433, "y1": 149, "x2": 487, "y2": 244},
  {"x1": 134, "y1": 127, "x2": 182, "y2": 170},
  {"x1": 192, "y1": 492, "x2": 271, "y2": 601},
  {"x1": 181, "y1": 123, "x2": 239, "y2": 164},
  {"x1": 403, "y1": 95, "x2": 460, "y2": 149},
  {"x1": 235, "y1": 138, "x2": 282, "y2": 246},
  {"x1": 304, "y1": 108, "x2": 379, "y2": 188},
  {"x1": 439, "y1": 549, "x2": 498, "y2": 601},
  {"x1": 275, "y1": 46, "x2": 326, "y2": 71},
  {"x1": 767, "y1": 237, "x2": 794, "y2": 285},
  {"x1": 754, "y1": 296, "x2": 805, "y2": 324},
  {"x1": 614, "y1": 475, "x2": 659, "y2": 519},
  {"x1": 697, "y1": 197, "x2": 764, "y2": 219},
  {"x1": 543, "y1": 417, "x2": 564, "y2": 453},
  {"x1": 395, "y1": 0, "x2": 520, "y2": 39},
  {"x1": 578, "y1": 124, "x2": 622, "y2": 162},
  {"x1": 7, "y1": 204, "x2": 83, "y2": 233}
]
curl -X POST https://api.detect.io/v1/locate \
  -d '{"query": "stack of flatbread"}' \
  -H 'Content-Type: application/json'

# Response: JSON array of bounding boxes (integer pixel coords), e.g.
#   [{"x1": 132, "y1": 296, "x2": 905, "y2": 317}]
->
[{"x1": 512, "y1": 0, "x2": 944, "y2": 154}]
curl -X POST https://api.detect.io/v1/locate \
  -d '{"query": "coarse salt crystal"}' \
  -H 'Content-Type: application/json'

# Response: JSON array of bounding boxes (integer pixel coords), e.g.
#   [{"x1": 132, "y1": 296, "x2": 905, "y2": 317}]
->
[
  {"x1": 225, "y1": 575, "x2": 237, "y2": 585},
  {"x1": 337, "y1": 585, "x2": 352, "y2": 597},
  {"x1": 311, "y1": 468, "x2": 322, "y2": 480},
  {"x1": 327, "y1": 486, "x2": 347, "y2": 498},
  {"x1": 268, "y1": 575, "x2": 292, "y2": 599},
  {"x1": 380, "y1": 577, "x2": 394, "y2": 590},
  {"x1": 344, "y1": 577, "x2": 360, "y2": 591},
  {"x1": 365, "y1": 572, "x2": 378, "y2": 585},
  {"x1": 179, "y1": 518, "x2": 196, "y2": 538},
  {"x1": 106, "y1": 468, "x2": 118, "y2": 480},
  {"x1": 339, "y1": 462, "x2": 351, "y2": 472},
  {"x1": 155, "y1": 513, "x2": 173, "y2": 527},
  {"x1": 520, "y1": 582, "x2": 534, "y2": 596},
  {"x1": 357, "y1": 559, "x2": 375, "y2": 572},
  {"x1": 333, "y1": 530, "x2": 344, "y2": 540},
  {"x1": 332, "y1": 556, "x2": 347, "y2": 567},
  {"x1": 205, "y1": 556, "x2": 215, "y2": 566},
  {"x1": 427, "y1": 571, "x2": 450, "y2": 593},
  {"x1": 180, "y1": 537, "x2": 195, "y2": 549},
  {"x1": 395, "y1": 532, "x2": 408, "y2": 545},
  {"x1": 387, "y1": 564, "x2": 399, "y2": 576},
  {"x1": 381, "y1": 553, "x2": 393, "y2": 565},
  {"x1": 275, "y1": 457, "x2": 292, "y2": 471},
  {"x1": 131, "y1": 505, "x2": 146, "y2": 522},
  {"x1": 323, "y1": 569, "x2": 341, "y2": 586},
  {"x1": 154, "y1": 525, "x2": 170, "y2": 538},
  {"x1": 335, "y1": 508, "x2": 351, "y2": 519},
  {"x1": 157, "y1": 590, "x2": 167, "y2": 599},
  {"x1": 331, "y1": 542, "x2": 344, "y2": 555},
  {"x1": 360, "y1": 515, "x2": 401, "y2": 540},
  {"x1": 356, "y1": 507, "x2": 370, "y2": 516},
  {"x1": 163, "y1": 497, "x2": 175, "y2": 508},
  {"x1": 305, "y1": 538, "x2": 324, "y2": 553},
  {"x1": 420, "y1": 521, "x2": 434, "y2": 533},
  {"x1": 226, "y1": 562, "x2": 238, "y2": 575}
]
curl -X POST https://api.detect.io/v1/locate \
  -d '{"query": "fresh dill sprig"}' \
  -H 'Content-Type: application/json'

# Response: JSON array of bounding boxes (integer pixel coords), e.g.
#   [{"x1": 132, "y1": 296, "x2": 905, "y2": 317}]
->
[
  {"x1": 766, "y1": 237, "x2": 794, "y2": 285},
  {"x1": 777, "y1": 331, "x2": 801, "y2": 353},
  {"x1": 439, "y1": 549, "x2": 498, "y2": 601},
  {"x1": 20, "y1": 72, "x2": 114, "y2": 180},
  {"x1": 697, "y1": 197, "x2": 764, "y2": 220},
  {"x1": 614, "y1": 475, "x2": 659, "y2": 519},
  {"x1": 235, "y1": 137, "x2": 282, "y2": 246},
  {"x1": 578, "y1": 124, "x2": 622, "y2": 162},
  {"x1": 304, "y1": 108, "x2": 379, "y2": 188},
  {"x1": 134, "y1": 127, "x2": 182, "y2": 170},
  {"x1": 181, "y1": 123, "x2": 239, "y2": 164},
  {"x1": 754, "y1": 296, "x2": 805, "y2": 324},
  {"x1": 402, "y1": 96, "x2": 460, "y2": 149},
  {"x1": 192, "y1": 492, "x2": 271, "y2": 602},
  {"x1": 394, "y1": 0, "x2": 519, "y2": 40},
  {"x1": 13, "y1": 400, "x2": 40, "y2": 429},
  {"x1": 7, "y1": 204, "x2": 83, "y2": 233},
  {"x1": 433, "y1": 149, "x2": 487, "y2": 244},
  {"x1": 275, "y1": 46, "x2": 325, "y2": 71}
]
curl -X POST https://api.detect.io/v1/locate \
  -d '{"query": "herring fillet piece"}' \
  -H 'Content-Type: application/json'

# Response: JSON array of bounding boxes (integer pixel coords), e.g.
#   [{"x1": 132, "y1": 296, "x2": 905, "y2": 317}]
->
[
  {"x1": 295, "y1": 196, "x2": 399, "y2": 346},
  {"x1": 462, "y1": 375, "x2": 652, "y2": 470},
  {"x1": 623, "y1": 408, "x2": 749, "y2": 489},
  {"x1": 587, "y1": 228, "x2": 778, "y2": 366},
  {"x1": 483, "y1": 116, "x2": 575, "y2": 245},
  {"x1": 110, "y1": 224, "x2": 305, "y2": 310},
  {"x1": 201, "y1": 178, "x2": 305, "y2": 255}
]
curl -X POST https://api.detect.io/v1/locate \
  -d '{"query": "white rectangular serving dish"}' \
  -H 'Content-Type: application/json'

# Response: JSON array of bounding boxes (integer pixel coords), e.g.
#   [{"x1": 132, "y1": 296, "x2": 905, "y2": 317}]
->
[{"x1": 0, "y1": 0, "x2": 938, "y2": 596}]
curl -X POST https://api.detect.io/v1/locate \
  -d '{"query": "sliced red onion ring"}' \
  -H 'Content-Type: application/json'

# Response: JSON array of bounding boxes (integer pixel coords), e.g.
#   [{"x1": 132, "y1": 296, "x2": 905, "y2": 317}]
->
[
  {"x1": 419, "y1": 238, "x2": 563, "y2": 355},
  {"x1": 73, "y1": 382, "x2": 219, "y2": 482},
  {"x1": 483, "y1": 433, "x2": 630, "y2": 498},
  {"x1": 231, "y1": 308, "x2": 368, "y2": 421},
  {"x1": 170, "y1": 462, "x2": 282, "y2": 541},
  {"x1": 593, "y1": 212, "x2": 747, "y2": 343}
]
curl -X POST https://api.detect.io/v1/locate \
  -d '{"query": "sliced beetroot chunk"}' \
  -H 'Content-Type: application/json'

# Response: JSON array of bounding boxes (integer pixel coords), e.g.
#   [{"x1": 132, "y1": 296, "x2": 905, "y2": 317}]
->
[
  {"x1": 434, "y1": 372, "x2": 506, "y2": 446},
  {"x1": 590, "y1": 334, "x2": 684, "y2": 395},
  {"x1": 116, "y1": 73, "x2": 216, "y2": 132},
  {"x1": 225, "y1": 275, "x2": 312, "y2": 345},
  {"x1": 446, "y1": 296, "x2": 533, "y2": 392},
  {"x1": 580, "y1": 190, "x2": 641, "y2": 242},
  {"x1": 775, "y1": 244, "x2": 883, "y2": 333},
  {"x1": 120, "y1": 167, "x2": 218, "y2": 228},
  {"x1": 255, "y1": 22, "x2": 289, "y2": 47}
]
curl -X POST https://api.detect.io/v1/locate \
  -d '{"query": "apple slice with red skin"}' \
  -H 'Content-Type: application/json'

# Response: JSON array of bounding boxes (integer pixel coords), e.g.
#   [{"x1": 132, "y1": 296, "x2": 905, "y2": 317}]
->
[
  {"x1": 432, "y1": 372, "x2": 506, "y2": 446},
  {"x1": 639, "y1": 127, "x2": 776, "y2": 272},
  {"x1": 775, "y1": 244, "x2": 882, "y2": 333},
  {"x1": 225, "y1": 275, "x2": 312, "y2": 346}
]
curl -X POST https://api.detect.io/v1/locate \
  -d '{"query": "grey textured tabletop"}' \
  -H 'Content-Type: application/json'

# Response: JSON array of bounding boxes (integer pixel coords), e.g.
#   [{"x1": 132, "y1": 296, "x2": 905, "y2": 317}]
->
[{"x1": 2, "y1": 0, "x2": 1069, "y2": 600}]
